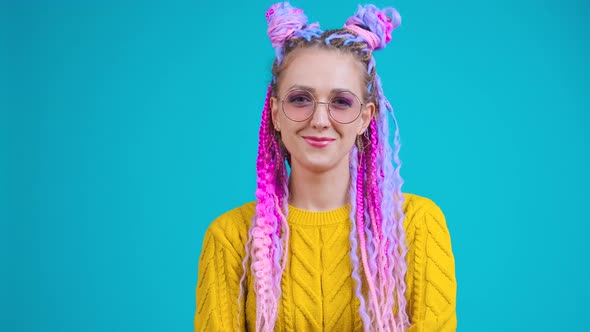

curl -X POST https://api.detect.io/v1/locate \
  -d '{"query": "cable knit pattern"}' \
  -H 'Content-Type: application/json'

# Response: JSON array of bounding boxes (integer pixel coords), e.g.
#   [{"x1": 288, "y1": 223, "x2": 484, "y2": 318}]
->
[{"x1": 194, "y1": 193, "x2": 457, "y2": 331}]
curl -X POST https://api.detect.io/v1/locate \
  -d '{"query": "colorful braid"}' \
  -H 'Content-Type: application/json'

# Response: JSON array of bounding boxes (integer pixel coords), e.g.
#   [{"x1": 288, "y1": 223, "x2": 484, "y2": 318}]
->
[
  {"x1": 348, "y1": 145, "x2": 371, "y2": 327},
  {"x1": 266, "y1": 2, "x2": 321, "y2": 63},
  {"x1": 367, "y1": 118, "x2": 391, "y2": 324},
  {"x1": 374, "y1": 72, "x2": 409, "y2": 330},
  {"x1": 239, "y1": 84, "x2": 290, "y2": 332},
  {"x1": 344, "y1": 4, "x2": 401, "y2": 50},
  {"x1": 356, "y1": 148, "x2": 385, "y2": 328},
  {"x1": 345, "y1": 4, "x2": 408, "y2": 330}
]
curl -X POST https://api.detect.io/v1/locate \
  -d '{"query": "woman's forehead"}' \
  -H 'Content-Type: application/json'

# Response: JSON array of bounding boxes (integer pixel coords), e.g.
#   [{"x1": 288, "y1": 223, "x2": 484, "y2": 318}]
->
[{"x1": 278, "y1": 48, "x2": 366, "y2": 96}]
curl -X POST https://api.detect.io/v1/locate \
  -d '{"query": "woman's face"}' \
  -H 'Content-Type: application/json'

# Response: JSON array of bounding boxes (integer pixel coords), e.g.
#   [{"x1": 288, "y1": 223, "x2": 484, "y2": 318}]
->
[{"x1": 270, "y1": 47, "x2": 375, "y2": 174}]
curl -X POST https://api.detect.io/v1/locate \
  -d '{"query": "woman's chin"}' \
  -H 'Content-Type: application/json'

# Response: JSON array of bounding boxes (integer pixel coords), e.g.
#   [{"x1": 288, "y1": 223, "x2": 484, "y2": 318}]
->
[{"x1": 291, "y1": 155, "x2": 347, "y2": 174}]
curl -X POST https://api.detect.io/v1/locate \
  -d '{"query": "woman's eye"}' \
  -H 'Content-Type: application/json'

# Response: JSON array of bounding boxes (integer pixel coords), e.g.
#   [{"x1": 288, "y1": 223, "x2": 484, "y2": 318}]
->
[
  {"x1": 288, "y1": 95, "x2": 313, "y2": 105},
  {"x1": 331, "y1": 97, "x2": 353, "y2": 108}
]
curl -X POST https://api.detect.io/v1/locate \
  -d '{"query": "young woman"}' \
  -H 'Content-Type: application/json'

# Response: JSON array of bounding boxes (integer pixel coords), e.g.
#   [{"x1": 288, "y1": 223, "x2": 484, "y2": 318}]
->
[{"x1": 194, "y1": 3, "x2": 456, "y2": 331}]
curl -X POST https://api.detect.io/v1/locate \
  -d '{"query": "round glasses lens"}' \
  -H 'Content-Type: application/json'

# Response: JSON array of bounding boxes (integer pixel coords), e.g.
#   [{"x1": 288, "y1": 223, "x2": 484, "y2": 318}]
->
[
  {"x1": 283, "y1": 90, "x2": 315, "y2": 121},
  {"x1": 329, "y1": 91, "x2": 362, "y2": 123}
]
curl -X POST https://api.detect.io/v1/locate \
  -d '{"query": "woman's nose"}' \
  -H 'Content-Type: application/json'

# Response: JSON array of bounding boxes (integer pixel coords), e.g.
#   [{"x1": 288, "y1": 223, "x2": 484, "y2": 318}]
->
[{"x1": 310, "y1": 102, "x2": 331, "y2": 129}]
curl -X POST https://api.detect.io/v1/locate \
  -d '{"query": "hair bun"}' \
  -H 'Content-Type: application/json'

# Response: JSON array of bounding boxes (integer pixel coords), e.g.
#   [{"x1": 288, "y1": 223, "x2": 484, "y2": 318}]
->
[
  {"x1": 266, "y1": 2, "x2": 310, "y2": 49},
  {"x1": 344, "y1": 4, "x2": 401, "y2": 50}
]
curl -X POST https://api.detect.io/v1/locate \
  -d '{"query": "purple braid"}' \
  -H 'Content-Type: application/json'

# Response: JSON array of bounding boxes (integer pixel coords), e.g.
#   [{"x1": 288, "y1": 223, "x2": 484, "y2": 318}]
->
[
  {"x1": 266, "y1": 2, "x2": 321, "y2": 63},
  {"x1": 364, "y1": 58, "x2": 396, "y2": 329},
  {"x1": 346, "y1": 4, "x2": 408, "y2": 329},
  {"x1": 374, "y1": 72, "x2": 409, "y2": 330},
  {"x1": 344, "y1": 4, "x2": 401, "y2": 50}
]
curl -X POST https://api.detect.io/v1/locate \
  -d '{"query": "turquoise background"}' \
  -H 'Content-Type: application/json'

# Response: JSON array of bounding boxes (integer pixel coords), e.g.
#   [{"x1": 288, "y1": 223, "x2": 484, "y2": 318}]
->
[{"x1": 1, "y1": 0, "x2": 588, "y2": 331}]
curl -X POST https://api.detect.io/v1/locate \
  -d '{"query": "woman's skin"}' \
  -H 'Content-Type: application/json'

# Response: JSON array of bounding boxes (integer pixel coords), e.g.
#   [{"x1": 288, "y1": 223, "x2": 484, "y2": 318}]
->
[{"x1": 270, "y1": 48, "x2": 375, "y2": 212}]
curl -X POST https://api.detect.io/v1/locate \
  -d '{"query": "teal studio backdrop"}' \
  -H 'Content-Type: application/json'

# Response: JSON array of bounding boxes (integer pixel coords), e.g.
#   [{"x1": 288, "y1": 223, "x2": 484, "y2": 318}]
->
[{"x1": 1, "y1": 0, "x2": 588, "y2": 331}]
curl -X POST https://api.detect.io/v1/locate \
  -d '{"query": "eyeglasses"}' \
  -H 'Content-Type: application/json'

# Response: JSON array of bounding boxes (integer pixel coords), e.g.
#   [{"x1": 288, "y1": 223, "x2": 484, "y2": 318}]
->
[{"x1": 279, "y1": 89, "x2": 364, "y2": 124}]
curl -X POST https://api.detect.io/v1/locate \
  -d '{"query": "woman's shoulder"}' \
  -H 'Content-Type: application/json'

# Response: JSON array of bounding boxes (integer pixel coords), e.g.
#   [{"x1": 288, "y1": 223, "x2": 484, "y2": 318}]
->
[
  {"x1": 203, "y1": 201, "x2": 256, "y2": 254},
  {"x1": 402, "y1": 192, "x2": 444, "y2": 217},
  {"x1": 207, "y1": 201, "x2": 257, "y2": 233},
  {"x1": 401, "y1": 192, "x2": 452, "y2": 246}
]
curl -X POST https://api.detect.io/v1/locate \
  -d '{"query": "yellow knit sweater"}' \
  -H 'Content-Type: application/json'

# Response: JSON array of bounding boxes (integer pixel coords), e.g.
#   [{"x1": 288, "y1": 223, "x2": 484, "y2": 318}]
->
[{"x1": 194, "y1": 193, "x2": 457, "y2": 331}]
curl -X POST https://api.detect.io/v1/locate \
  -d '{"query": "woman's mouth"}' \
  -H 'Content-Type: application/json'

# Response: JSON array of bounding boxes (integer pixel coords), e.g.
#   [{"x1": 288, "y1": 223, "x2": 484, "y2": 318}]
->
[{"x1": 303, "y1": 136, "x2": 336, "y2": 148}]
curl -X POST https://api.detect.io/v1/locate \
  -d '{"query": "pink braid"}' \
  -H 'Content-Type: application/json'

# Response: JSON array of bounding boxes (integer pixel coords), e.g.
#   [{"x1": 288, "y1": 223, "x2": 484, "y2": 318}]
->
[
  {"x1": 247, "y1": 84, "x2": 286, "y2": 331},
  {"x1": 367, "y1": 119, "x2": 396, "y2": 328},
  {"x1": 356, "y1": 151, "x2": 384, "y2": 330},
  {"x1": 343, "y1": 24, "x2": 380, "y2": 50}
]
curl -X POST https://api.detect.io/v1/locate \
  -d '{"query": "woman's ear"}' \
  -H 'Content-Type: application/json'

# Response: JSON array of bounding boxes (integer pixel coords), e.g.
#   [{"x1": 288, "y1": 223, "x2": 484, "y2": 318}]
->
[
  {"x1": 270, "y1": 96, "x2": 280, "y2": 131},
  {"x1": 358, "y1": 102, "x2": 375, "y2": 135}
]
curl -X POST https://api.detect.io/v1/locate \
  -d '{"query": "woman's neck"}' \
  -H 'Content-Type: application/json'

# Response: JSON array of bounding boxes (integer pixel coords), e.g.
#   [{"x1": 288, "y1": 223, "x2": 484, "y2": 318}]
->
[{"x1": 288, "y1": 159, "x2": 350, "y2": 212}]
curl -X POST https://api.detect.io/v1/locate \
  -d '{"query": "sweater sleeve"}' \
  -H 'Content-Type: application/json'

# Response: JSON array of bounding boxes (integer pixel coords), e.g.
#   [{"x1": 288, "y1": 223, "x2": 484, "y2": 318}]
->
[
  {"x1": 406, "y1": 198, "x2": 457, "y2": 332},
  {"x1": 194, "y1": 221, "x2": 247, "y2": 331}
]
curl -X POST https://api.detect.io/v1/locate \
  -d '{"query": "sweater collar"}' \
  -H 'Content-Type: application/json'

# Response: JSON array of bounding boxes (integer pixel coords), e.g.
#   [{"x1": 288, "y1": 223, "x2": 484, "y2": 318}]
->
[{"x1": 286, "y1": 204, "x2": 351, "y2": 226}]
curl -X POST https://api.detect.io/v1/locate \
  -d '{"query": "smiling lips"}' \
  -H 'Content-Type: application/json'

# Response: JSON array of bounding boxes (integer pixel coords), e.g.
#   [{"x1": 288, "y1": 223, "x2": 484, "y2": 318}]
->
[{"x1": 303, "y1": 136, "x2": 336, "y2": 148}]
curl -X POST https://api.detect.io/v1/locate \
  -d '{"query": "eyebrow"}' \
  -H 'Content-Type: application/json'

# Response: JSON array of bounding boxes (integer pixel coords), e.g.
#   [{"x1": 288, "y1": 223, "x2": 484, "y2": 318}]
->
[{"x1": 287, "y1": 85, "x2": 354, "y2": 94}]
